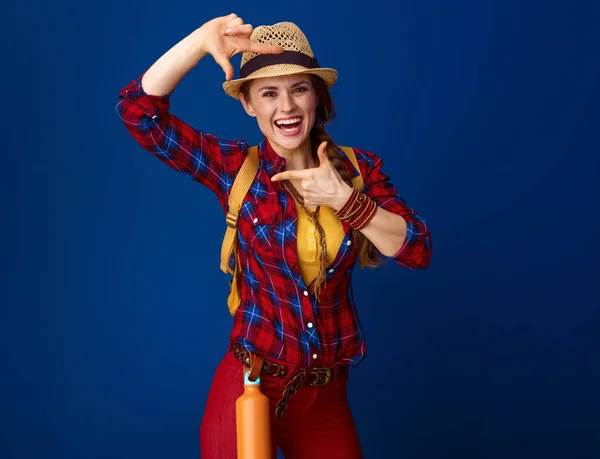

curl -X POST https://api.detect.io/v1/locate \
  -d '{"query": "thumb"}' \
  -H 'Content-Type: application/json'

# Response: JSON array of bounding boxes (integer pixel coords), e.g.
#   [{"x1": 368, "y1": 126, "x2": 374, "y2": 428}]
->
[
  {"x1": 213, "y1": 54, "x2": 235, "y2": 81},
  {"x1": 317, "y1": 141, "x2": 330, "y2": 167}
]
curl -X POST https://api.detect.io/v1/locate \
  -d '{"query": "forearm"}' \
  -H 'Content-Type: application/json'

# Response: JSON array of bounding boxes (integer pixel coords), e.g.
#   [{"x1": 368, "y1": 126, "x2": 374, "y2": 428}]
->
[
  {"x1": 330, "y1": 183, "x2": 406, "y2": 257},
  {"x1": 358, "y1": 207, "x2": 407, "y2": 257},
  {"x1": 141, "y1": 28, "x2": 208, "y2": 96},
  {"x1": 331, "y1": 182, "x2": 431, "y2": 267}
]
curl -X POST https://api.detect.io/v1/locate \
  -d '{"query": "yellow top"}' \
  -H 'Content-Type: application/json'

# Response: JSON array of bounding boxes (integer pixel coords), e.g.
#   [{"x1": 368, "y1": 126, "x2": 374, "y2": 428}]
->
[{"x1": 295, "y1": 202, "x2": 345, "y2": 286}]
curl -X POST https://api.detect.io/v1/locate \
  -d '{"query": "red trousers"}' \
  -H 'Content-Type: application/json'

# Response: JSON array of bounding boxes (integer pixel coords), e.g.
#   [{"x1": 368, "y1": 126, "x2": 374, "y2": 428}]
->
[{"x1": 200, "y1": 350, "x2": 363, "y2": 459}]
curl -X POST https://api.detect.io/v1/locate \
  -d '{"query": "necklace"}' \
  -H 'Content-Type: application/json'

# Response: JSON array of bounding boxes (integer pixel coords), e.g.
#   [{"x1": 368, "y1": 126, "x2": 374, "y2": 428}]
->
[{"x1": 284, "y1": 180, "x2": 328, "y2": 300}]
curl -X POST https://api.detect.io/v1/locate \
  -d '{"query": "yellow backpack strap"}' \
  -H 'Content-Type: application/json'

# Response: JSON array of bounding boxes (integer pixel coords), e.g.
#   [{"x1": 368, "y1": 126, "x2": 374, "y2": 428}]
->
[
  {"x1": 220, "y1": 146, "x2": 259, "y2": 275},
  {"x1": 339, "y1": 146, "x2": 364, "y2": 192}
]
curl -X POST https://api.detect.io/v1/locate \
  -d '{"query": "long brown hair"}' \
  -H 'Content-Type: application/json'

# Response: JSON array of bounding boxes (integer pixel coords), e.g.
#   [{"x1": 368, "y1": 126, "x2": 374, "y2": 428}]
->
[{"x1": 240, "y1": 75, "x2": 382, "y2": 269}]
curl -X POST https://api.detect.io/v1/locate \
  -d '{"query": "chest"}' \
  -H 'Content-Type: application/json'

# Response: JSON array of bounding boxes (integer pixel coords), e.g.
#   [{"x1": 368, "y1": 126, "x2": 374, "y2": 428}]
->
[{"x1": 234, "y1": 173, "x2": 356, "y2": 277}]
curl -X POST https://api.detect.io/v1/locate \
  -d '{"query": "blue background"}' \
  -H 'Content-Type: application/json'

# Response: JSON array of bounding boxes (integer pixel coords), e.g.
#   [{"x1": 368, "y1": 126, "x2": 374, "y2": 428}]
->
[{"x1": 2, "y1": 0, "x2": 599, "y2": 458}]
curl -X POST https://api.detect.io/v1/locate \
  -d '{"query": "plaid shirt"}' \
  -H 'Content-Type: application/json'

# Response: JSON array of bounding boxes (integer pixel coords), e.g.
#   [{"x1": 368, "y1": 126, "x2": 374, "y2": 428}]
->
[{"x1": 116, "y1": 75, "x2": 432, "y2": 368}]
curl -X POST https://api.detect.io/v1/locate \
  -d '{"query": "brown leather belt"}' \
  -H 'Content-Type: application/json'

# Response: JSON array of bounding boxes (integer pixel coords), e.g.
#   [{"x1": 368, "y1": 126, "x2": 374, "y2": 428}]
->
[
  {"x1": 230, "y1": 342, "x2": 347, "y2": 418},
  {"x1": 231, "y1": 342, "x2": 346, "y2": 385}
]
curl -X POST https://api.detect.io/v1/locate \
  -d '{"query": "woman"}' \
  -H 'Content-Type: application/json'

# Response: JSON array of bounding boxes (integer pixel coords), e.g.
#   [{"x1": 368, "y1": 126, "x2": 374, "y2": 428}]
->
[{"x1": 116, "y1": 13, "x2": 432, "y2": 459}]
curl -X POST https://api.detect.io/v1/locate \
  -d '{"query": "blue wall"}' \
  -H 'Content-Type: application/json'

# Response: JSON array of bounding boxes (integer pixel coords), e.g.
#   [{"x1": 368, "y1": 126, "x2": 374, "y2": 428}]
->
[{"x1": 2, "y1": 0, "x2": 598, "y2": 458}]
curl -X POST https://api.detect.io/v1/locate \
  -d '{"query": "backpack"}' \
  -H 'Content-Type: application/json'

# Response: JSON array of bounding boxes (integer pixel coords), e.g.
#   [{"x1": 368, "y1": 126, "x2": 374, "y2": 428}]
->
[{"x1": 220, "y1": 145, "x2": 364, "y2": 316}]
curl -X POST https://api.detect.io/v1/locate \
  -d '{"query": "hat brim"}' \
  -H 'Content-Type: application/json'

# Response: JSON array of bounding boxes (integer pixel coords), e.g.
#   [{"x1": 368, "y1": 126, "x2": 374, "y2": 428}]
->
[{"x1": 222, "y1": 64, "x2": 338, "y2": 99}]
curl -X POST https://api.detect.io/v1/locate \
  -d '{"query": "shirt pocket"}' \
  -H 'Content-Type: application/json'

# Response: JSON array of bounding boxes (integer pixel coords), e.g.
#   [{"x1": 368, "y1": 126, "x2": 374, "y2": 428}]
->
[{"x1": 238, "y1": 196, "x2": 280, "y2": 255}]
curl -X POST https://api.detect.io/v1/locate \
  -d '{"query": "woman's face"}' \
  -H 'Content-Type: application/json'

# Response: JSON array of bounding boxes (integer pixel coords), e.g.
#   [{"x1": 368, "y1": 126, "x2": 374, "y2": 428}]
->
[{"x1": 240, "y1": 74, "x2": 318, "y2": 155}]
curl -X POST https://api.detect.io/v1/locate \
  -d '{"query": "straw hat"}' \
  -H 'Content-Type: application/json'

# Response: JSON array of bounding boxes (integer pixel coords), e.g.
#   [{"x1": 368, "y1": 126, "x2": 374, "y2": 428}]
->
[{"x1": 222, "y1": 22, "x2": 338, "y2": 99}]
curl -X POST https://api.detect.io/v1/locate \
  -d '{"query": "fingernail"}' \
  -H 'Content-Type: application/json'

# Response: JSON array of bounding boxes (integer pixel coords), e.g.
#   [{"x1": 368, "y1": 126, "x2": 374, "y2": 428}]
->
[{"x1": 225, "y1": 28, "x2": 232, "y2": 34}]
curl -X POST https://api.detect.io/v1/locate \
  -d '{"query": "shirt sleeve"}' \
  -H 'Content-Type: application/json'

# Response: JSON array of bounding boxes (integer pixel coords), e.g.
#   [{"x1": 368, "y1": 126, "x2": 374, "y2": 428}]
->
[
  {"x1": 355, "y1": 148, "x2": 432, "y2": 269},
  {"x1": 115, "y1": 74, "x2": 247, "y2": 206}
]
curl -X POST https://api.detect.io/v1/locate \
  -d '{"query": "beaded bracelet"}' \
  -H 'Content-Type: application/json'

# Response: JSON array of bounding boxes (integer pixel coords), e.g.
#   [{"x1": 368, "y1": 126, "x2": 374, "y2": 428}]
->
[{"x1": 335, "y1": 188, "x2": 378, "y2": 230}]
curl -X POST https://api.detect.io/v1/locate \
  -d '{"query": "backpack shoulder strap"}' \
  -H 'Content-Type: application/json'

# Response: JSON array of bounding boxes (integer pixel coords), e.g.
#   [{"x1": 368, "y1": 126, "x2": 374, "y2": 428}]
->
[
  {"x1": 339, "y1": 146, "x2": 364, "y2": 192},
  {"x1": 220, "y1": 146, "x2": 259, "y2": 275}
]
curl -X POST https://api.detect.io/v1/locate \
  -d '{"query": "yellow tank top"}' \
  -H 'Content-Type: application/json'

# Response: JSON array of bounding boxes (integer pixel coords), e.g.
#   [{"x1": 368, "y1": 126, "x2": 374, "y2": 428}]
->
[{"x1": 295, "y1": 202, "x2": 345, "y2": 285}]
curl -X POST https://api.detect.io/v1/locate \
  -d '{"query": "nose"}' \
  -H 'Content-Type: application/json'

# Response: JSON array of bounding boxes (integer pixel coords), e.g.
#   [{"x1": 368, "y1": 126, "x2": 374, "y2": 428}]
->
[{"x1": 280, "y1": 92, "x2": 296, "y2": 112}]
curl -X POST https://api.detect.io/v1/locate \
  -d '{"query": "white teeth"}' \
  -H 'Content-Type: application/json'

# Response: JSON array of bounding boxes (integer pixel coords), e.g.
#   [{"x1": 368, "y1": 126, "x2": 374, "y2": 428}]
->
[{"x1": 275, "y1": 118, "x2": 302, "y2": 126}]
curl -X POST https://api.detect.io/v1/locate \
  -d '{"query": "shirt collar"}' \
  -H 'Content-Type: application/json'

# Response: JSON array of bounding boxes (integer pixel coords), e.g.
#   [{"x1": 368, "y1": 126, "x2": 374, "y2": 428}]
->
[{"x1": 258, "y1": 137, "x2": 286, "y2": 177}]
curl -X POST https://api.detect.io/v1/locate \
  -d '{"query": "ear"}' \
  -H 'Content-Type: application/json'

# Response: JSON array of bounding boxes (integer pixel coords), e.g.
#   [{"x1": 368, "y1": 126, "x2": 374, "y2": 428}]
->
[{"x1": 239, "y1": 93, "x2": 256, "y2": 117}]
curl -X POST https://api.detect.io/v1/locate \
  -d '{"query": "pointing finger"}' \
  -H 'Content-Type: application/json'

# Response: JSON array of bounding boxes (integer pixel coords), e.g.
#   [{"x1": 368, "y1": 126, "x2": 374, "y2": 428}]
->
[{"x1": 271, "y1": 170, "x2": 308, "y2": 182}]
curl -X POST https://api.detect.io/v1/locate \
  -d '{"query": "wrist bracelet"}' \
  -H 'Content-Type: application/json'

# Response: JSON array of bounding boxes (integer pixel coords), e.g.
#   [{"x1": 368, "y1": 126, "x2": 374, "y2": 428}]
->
[{"x1": 335, "y1": 189, "x2": 378, "y2": 230}]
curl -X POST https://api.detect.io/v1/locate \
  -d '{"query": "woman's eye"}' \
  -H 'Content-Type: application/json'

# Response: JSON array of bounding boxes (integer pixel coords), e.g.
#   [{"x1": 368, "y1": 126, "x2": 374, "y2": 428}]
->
[
  {"x1": 294, "y1": 87, "x2": 308, "y2": 93},
  {"x1": 263, "y1": 91, "x2": 275, "y2": 98}
]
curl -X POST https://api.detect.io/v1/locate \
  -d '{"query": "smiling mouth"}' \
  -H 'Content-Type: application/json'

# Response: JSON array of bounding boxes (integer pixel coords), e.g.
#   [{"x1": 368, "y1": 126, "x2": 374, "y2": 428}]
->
[{"x1": 274, "y1": 117, "x2": 303, "y2": 133}]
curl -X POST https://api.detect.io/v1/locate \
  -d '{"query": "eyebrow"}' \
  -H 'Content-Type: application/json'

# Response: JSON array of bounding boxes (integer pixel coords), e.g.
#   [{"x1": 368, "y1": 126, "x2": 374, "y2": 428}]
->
[{"x1": 258, "y1": 81, "x2": 309, "y2": 91}]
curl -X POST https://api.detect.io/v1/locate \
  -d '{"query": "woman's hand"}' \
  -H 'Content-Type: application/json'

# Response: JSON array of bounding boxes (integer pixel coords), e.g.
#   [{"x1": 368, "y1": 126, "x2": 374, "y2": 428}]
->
[
  {"x1": 198, "y1": 13, "x2": 283, "y2": 81},
  {"x1": 270, "y1": 142, "x2": 353, "y2": 211},
  {"x1": 141, "y1": 14, "x2": 282, "y2": 96}
]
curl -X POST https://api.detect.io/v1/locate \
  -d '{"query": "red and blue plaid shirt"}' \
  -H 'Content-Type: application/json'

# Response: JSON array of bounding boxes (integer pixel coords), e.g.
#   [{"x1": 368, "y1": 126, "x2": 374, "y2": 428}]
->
[{"x1": 116, "y1": 75, "x2": 432, "y2": 368}]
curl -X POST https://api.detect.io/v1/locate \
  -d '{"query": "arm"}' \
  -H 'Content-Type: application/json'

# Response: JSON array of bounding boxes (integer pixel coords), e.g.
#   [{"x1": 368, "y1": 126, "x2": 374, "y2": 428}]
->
[
  {"x1": 115, "y1": 14, "x2": 283, "y2": 199},
  {"x1": 351, "y1": 148, "x2": 432, "y2": 269},
  {"x1": 140, "y1": 13, "x2": 283, "y2": 95},
  {"x1": 116, "y1": 76, "x2": 240, "y2": 200},
  {"x1": 270, "y1": 142, "x2": 432, "y2": 269}
]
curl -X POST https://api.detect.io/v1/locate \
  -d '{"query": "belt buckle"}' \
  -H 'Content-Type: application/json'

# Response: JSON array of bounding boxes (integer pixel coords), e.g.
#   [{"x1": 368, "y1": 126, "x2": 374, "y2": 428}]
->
[{"x1": 309, "y1": 367, "x2": 332, "y2": 387}]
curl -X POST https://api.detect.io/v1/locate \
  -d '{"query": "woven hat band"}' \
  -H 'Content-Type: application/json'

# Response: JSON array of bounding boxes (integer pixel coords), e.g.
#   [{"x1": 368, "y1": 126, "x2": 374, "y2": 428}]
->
[{"x1": 240, "y1": 50, "x2": 320, "y2": 79}]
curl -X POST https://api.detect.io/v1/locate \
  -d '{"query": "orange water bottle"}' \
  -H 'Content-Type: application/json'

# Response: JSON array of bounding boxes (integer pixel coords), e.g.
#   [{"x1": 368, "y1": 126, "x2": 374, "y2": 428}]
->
[{"x1": 236, "y1": 370, "x2": 272, "y2": 459}]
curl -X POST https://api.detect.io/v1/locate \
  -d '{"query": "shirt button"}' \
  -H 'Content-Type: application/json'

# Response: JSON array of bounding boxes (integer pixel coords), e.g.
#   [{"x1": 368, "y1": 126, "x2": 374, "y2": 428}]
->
[
  {"x1": 308, "y1": 227, "x2": 315, "y2": 234},
  {"x1": 307, "y1": 322, "x2": 313, "y2": 328},
  {"x1": 253, "y1": 217, "x2": 258, "y2": 224},
  {"x1": 303, "y1": 291, "x2": 309, "y2": 297},
  {"x1": 312, "y1": 354, "x2": 318, "y2": 360},
  {"x1": 346, "y1": 240, "x2": 352, "y2": 246},
  {"x1": 329, "y1": 268, "x2": 334, "y2": 273},
  {"x1": 308, "y1": 237, "x2": 315, "y2": 244}
]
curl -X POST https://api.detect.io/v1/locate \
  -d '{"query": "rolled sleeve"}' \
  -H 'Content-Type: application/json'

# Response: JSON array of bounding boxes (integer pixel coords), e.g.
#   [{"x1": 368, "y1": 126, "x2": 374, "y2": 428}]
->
[
  {"x1": 381, "y1": 216, "x2": 432, "y2": 268},
  {"x1": 118, "y1": 75, "x2": 172, "y2": 121},
  {"x1": 355, "y1": 148, "x2": 433, "y2": 269},
  {"x1": 115, "y1": 74, "x2": 247, "y2": 205}
]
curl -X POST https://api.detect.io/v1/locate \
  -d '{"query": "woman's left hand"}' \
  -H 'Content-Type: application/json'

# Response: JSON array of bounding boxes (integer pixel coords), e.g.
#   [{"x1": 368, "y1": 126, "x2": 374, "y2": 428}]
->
[{"x1": 270, "y1": 141, "x2": 353, "y2": 211}]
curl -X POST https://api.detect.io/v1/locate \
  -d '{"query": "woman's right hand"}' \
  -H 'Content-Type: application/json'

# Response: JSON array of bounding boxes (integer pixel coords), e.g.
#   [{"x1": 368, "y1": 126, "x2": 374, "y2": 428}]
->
[{"x1": 198, "y1": 13, "x2": 283, "y2": 81}]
